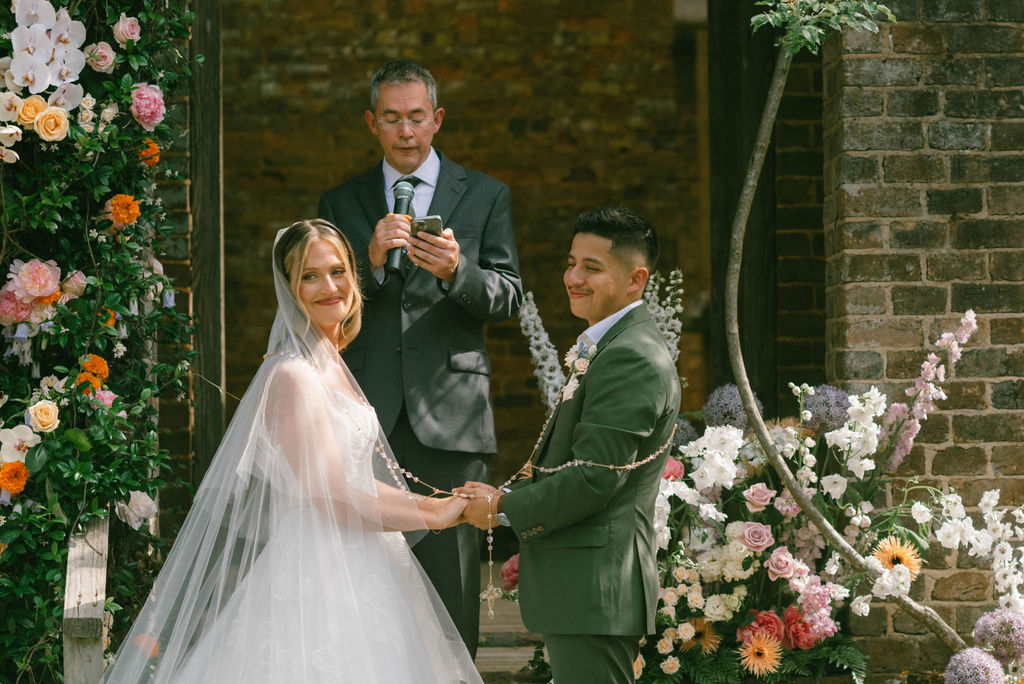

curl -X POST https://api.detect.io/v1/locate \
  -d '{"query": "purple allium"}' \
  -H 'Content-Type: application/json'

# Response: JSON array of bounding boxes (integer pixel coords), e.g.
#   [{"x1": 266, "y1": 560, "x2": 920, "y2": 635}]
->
[
  {"x1": 973, "y1": 608, "x2": 1024, "y2": 665},
  {"x1": 703, "y1": 384, "x2": 763, "y2": 432},
  {"x1": 943, "y1": 647, "x2": 1004, "y2": 684},
  {"x1": 802, "y1": 384, "x2": 851, "y2": 432},
  {"x1": 673, "y1": 417, "x2": 699, "y2": 448}
]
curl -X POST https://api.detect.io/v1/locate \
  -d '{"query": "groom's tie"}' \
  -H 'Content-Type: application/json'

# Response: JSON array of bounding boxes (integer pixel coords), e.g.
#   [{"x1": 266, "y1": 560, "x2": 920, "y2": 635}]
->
[{"x1": 393, "y1": 176, "x2": 422, "y2": 276}]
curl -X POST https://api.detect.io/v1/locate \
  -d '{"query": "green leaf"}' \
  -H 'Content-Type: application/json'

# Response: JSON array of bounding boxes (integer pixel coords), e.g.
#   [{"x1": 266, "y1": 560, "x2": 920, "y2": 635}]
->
[
  {"x1": 25, "y1": 445, "x2": 48, "y2": 473},
  {"x1": 63, "y1": 428, "x2": 93, "y2": 452}
]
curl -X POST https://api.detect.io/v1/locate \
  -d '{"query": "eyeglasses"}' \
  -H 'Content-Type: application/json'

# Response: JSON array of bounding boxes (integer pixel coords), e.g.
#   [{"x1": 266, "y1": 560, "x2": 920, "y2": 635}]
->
[{"x1": 376, "y1": 117, "x2": 435, "y2": 130}]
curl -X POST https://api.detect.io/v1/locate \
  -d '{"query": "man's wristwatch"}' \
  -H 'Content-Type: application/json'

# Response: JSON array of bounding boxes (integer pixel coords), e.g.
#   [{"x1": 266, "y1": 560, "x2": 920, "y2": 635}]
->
[{"x1": 496, "y1": 488, "x2": 511, "y2": 526}]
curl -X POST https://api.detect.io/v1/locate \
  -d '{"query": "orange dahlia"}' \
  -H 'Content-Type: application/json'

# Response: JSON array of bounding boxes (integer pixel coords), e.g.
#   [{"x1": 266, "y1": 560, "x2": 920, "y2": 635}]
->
[
  {"x1": 82, "y1": 353, "x2": 110, "y2": 382},
  {"x1": 138, "y1": 139, "x2": 160, "y2": 166},
  {"x1": 109, "y1": 194, "x2": 141, "y2": 226},
  {"x1": 680, "y1": 618, "x2": 722, "y2": 655},
  {"x1": 873, "y1": 536, "x2": 922, "y2": 579},
  {"x1": 738, "y1": 631, "x2": 782, "y2": 677},
  {"x1": 0, "y1": 461, "x2": 30, "y2": 495},
  {"x1": 76, "y1": 371, "x2": 102, "y2": 395}
]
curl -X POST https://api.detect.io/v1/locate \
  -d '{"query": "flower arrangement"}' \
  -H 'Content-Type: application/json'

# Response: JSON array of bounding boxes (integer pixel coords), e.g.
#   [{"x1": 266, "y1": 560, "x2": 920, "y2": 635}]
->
[{"x1": 0, "y1": 0, "x2": 194, "y2": 679}]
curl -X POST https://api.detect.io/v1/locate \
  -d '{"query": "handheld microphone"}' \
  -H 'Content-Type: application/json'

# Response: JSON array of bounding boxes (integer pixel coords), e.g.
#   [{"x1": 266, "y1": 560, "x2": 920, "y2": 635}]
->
[{"x1": 388, "y1": 180, "x2": 416, "y2": 272}]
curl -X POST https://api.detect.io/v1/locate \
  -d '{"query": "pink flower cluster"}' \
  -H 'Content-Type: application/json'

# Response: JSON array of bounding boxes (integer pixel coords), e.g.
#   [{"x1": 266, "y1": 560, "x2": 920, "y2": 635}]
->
[
  {"x1": 500, "y1": 553, "x2": 519, "y2": 591},
  {"x1": 883, "y1": 310, "x2": 978, "y2": 471},
  {"x1": 793, "y1": 576, "x2": 839, "y2": 643},
  {"x1": 0, "y1": 259, "x2": 84, "y2": 328},
  {"x1": 130, "y1": 83, "x2": 165, "y2": 132}
]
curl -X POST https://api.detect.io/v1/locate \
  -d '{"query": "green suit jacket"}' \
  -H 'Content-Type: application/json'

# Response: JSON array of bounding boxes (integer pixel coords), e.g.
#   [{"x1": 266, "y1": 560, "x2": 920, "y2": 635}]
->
[{"x1": 502, "y1": 305, "x2": 681, "y2": 636}]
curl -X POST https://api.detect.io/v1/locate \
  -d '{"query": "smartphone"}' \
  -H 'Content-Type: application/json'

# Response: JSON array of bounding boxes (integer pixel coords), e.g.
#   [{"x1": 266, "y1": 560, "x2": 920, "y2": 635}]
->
[{"x1": 410, "y1": 215, "x2": 443, "y2": 237}]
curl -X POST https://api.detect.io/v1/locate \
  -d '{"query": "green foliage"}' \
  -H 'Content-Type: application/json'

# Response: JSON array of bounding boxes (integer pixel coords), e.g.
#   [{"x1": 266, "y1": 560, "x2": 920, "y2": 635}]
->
[
  {"x1": 0, "y1": 1, "x2": 195, "y2": 680},
  {"x1": 751, "y1": 1, "x2": 897, "y2": 56}
]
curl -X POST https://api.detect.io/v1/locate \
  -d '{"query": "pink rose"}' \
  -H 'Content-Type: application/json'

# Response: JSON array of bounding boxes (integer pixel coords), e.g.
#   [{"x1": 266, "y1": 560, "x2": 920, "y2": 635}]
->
[
  {"x1": 130, "y1": 83, "x2": 165, "y2": 132},
  {"x1": 84, "y1": 42, "x2": 116, "y2": 73},
  {"x1": 500, "y1": 554, "x2": 519, "y2": 591},
  {"x1": 740, "y1": 521, "x2": 774, "y2": 553},
  {"x1": 0, "y1": 286, "x2": 34, "y2": 325},
  {"x1": 662, "y1": 457, "x2": 685, "y2": 481},
  {"x1": 742, "y1": 482, "x2": 777, "y2": 512},
  {"x1": 736, "y1": 609, "x2": 785, "y2": 645},
  {"x1": 783, "y1": 605, "x2": 820, "y2": 650},
  {"x1": 112, "y1": 13, "x2": 141, "y2": 47},
  {"x1": 766, "y1": 546, "x2": 799, "y2": 581}
]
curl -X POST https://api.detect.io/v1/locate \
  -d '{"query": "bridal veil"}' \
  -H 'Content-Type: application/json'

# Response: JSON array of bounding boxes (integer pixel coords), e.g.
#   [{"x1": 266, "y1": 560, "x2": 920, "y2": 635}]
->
[{"x1": 100, "y1": 223, "x2": 482, "y2": 683}]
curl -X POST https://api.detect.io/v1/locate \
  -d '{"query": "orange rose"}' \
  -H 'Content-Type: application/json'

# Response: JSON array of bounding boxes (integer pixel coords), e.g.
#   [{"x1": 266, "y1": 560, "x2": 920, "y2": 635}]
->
[
  {"x1": 81, "y1": 353, "x2": 110, "y2": 382},
  {"x1": 17, "y1": 95, "x2": 46, "y2": 128},
  {"x1": 34, "y1": 107, "x2": 70, "y2": 142}
]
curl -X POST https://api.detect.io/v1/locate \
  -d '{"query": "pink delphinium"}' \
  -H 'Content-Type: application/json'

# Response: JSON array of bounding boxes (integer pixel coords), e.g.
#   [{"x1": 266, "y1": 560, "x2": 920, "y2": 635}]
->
[
  {"x1": 662, "y1": 456, "x2": 685, "y2": 481},
  {"x1": 130, "y1": 83, "x2": 165, "y2": 131},
  {"x1": 8, "y1": 258, "x2": 60, "y2": 301},
  {"x1": 736, "y1": 609, "x2": 785, "y2": 645},
  {"x1": 500, "y1": 554, "x2": 519, "y2": 591},
  {"x1": 742, "y1": 482, "x2": 776, "y2": 512},
  {"x1": 794, "y1": 576, "x2": 838, "y2": 640}
]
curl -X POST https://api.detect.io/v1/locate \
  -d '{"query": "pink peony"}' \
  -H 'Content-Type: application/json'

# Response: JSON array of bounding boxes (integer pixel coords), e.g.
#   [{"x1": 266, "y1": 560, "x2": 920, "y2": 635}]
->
[
  {"x1": 84, "y1": 41, "x2": 116, "y2": 73},
  {"x1": 94, "y1": 389, "x2": 117, "y2": 408},
  {"x1": 662, "y1": 456, "x2": 685, "y2": 481},
  {"x1": 736, "y1": 610, "x2": 785, "y2": 645},
  {"x1": 500, "y1": 554, "x2": 519, "y2": 591},
  {"x1": 0, "y1": 286, "x2": 34, "y2": 324},
  {"x1": 740, "y1": 521, "x2": 774, "y2": 553},
  {"x1": 9, "y1": 258, "x2": 60, "y2": 302},
  {"x1": 742, "y1": 482, "x2": 777, "y2": 512},
  {"x1": 130, "y1": 83, "x2": 165, "y2": 132},
  {"x1": 783, "y1": 605, "x2": 820, "y2": 650},
  {"x1": 112, "y1": 13, "x2": 141, "y2": 47}
]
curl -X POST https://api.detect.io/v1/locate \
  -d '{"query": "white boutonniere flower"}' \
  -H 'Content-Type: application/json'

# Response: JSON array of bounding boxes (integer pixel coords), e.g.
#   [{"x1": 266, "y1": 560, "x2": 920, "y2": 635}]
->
[
  {"x1": 558, "y1": 343, "x2": 597, "y2": 403},
  {"x1": 562, "y1": 377, "x2": 580, "y2": 402}
]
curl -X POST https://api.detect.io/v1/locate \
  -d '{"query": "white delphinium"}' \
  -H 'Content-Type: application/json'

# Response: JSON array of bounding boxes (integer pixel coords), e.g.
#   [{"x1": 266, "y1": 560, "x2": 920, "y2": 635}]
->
[
  {"x1": 642, "y1": 269, "x2": 685, "y2": 363},
  {"x1": 684, "y1": 426, "x2": 743, "y2": 491},
  {"x1": 911, "y1": 501, "x2": 932, "y2": 524},
  {"x1": 825, "y1": 387, "x2": 886, "y2": 478},
  {"x1": 517, "y1": 292, "x2": 565, "y2": 410}
]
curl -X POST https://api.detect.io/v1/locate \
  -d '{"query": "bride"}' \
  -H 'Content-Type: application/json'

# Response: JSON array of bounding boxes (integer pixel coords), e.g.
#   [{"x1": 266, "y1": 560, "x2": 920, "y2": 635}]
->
[{"x1": 101, "y1": 219, "x2": 482, "y2": 683}]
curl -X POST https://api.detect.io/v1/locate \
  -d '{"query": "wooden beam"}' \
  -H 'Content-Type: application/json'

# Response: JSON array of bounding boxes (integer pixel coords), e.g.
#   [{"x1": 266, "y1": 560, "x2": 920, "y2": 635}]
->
[
  {"x1": 190, "y1": 0, "x2": 225, "y2": 480},
  {"x1": 62, "y1": 516, "x2": 109, "y2": 684}
]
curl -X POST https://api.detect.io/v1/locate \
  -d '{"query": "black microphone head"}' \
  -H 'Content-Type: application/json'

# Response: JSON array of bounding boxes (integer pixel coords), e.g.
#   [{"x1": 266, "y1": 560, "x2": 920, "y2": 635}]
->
[{"x1": 393, "y1": 180, "x2": 416, "y2": 203}]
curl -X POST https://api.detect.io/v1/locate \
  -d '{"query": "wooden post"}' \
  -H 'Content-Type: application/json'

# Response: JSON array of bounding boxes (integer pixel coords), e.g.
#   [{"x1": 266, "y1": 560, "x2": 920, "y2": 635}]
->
[{"x1": 63, "y1": 515, "x2": 110, "y2": 684}]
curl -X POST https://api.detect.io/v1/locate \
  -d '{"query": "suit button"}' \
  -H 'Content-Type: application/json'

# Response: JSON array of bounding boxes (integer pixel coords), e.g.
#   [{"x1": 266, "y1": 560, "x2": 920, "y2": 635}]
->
[
  {"x1": 460, "y1": 294, "x2": 471, "y2": 304},
  {"x1": 402, "y1": 300, "x2": 412, "y2": 311},
  {"x1": 395, "y1": 346, "x2": 401, "y2": 353}
]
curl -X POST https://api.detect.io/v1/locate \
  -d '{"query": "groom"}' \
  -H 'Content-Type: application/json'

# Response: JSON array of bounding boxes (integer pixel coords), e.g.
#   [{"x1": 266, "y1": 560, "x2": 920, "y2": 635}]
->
[{"x1": 461, "y1": 206, "x2": 681, "y2": 683}]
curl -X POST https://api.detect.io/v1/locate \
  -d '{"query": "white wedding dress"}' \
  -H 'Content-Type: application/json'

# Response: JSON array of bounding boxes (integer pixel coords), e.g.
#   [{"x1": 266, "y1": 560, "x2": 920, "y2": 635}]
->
[{"x1": 101, "y1": 229, "x2": 483, "y2": 684}]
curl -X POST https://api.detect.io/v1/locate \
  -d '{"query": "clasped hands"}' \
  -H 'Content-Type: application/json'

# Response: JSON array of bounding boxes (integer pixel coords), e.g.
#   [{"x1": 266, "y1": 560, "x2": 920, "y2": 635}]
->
[
  {"x1": 369, "y1": 213, "x2": 460, "y2": 284},
  {"x1": 420, "y1": 482, "x2": 502, "y2": 531}
]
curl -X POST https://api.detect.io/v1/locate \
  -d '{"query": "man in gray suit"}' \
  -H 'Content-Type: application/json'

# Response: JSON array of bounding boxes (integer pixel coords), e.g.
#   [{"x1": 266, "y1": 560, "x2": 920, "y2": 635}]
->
[{"x1": 318, "y1": 59, "x2": 522, "y2": 657}]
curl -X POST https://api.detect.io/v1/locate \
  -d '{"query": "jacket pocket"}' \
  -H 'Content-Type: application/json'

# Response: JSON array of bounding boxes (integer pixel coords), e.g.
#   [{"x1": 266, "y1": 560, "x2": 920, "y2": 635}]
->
[
  {"x1": 538, "y1": 521, "x2": 610, "y2": 549},
  {"x1": 448, "y1": 349, "x2": 490, "y2": 376}
]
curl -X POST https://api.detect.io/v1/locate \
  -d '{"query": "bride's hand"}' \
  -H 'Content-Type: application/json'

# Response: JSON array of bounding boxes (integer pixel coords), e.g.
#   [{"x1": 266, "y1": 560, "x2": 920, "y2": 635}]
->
[{"x1": 421, "y1": 495, "x2": 468, "y2": 530}]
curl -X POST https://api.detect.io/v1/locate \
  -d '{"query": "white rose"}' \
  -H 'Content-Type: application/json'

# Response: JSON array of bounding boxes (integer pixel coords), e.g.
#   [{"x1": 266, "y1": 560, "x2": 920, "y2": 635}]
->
[{"x1": 115, "y1": 490, "x2": 158, "y2": 530}]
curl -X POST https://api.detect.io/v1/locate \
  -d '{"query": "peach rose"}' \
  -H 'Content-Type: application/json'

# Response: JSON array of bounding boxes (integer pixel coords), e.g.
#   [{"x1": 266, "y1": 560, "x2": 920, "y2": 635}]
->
[
  {"x1": 34, "y1": 107, "x2": 70, "y2": 142},
  {"x1": 28, "y1": 400, "x2": 59, "y2": 433},
  {"x1": 112, "y1": 13, "x2": 141, "y2": 47},
  {"x1": 17, "y1": 95, "x2": 47, "y2": 128}
]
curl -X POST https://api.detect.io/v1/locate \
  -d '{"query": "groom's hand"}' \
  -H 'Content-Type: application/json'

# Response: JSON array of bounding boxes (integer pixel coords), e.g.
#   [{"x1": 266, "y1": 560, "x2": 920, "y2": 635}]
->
[{"x1": 461, "y1": 495, "x2": 501, "y2": 530}]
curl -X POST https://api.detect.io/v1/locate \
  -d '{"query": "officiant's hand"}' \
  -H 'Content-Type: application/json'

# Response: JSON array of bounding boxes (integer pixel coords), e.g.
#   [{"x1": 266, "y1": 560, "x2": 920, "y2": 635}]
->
[
  {"x1": 368, "y1": 213, "x2": 412, "y2": 269},
  {"x1": 407, "y1": 228, "x2": 460, "y2": 284}
]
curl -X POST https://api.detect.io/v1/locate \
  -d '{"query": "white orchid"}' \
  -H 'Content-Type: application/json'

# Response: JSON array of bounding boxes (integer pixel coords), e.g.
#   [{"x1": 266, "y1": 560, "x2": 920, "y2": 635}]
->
[{"x1": 0, "y1": 424, "x2": 41, "y2": 463}]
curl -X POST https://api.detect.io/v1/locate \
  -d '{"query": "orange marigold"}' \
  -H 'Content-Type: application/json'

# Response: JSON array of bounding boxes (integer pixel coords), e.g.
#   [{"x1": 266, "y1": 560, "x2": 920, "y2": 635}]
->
[
  {"x1": 110, "y1": 194, "x2": 141, "y2": 226},
  {"x1": 138, "y1": 139, "x2": 160, "y2": 166},
  {"x1": 36, "y1": 288, "x2": 62, "y2": 307},
  {"x1": 82, "y1": 353, "x2": 110, "y2": 382},
  {"x1": 76, "y1": 371, "x2": 102, "y2": 395},
  {"x1": 0, "y1": 461, "x2": 30, "y2": 495},
  {"x1": 98, "y1": 306, "x2": 116, "y2": 326}
]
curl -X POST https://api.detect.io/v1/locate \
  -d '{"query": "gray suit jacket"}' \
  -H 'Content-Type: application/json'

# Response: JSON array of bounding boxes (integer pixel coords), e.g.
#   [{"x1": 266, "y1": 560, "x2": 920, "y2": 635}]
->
[{"x1": 318, "y1": 151, "x2": 522, "y2": 453}]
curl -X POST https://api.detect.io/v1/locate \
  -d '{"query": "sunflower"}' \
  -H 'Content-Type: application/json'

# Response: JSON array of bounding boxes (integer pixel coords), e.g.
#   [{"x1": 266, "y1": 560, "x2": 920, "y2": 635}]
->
[
  {"x1": 0, "y1": 461, "x2": 30, "y2": 495},
  {"x1": 873, "y1": 535, "x2": 922, "y2": 578},
  {"x1": 738, "y1": 631, "x2": 782, "y2": 677},
  {"x1": 680, "y1": 618, "x2": 722, "y2": 655}
]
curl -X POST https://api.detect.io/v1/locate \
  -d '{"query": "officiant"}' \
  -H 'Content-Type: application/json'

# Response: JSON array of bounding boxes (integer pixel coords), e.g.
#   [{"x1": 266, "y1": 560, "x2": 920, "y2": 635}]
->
[{"x1": 318, "y1": 59, "x2": 522, "y2": 657}]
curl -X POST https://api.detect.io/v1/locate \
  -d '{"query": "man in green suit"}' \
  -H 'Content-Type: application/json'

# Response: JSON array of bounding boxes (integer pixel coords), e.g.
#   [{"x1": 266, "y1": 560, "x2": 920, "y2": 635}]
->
[{"x1": 461, "y1": 206, "x2": 681, "y2": 683}]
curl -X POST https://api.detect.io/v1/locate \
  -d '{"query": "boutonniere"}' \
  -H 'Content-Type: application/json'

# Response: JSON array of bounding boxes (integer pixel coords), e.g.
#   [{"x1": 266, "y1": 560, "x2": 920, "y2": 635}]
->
[{"x1": 560, "y1": 343, "x2": 597, "y2": 402}]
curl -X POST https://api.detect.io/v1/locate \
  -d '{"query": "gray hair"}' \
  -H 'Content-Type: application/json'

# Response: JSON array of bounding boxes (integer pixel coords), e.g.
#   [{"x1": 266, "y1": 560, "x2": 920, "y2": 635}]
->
[{"x1": 369, "y1": 59, "x2": 438, "y2": 111}]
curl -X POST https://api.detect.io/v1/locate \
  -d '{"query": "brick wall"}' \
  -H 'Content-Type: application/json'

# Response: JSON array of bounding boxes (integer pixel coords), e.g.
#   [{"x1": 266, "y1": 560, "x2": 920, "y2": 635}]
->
[
  {"x1": 822, "y1": 2, "x2": 1024, "y2": 678},
  {"x1": 220, "y1": 2, "x2": 710, "y2": 478}
]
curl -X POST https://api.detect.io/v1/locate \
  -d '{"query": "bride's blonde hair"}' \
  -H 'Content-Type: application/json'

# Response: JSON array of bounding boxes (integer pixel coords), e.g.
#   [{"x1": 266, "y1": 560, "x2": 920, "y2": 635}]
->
[{"x1": 274, "y1": 218, "x2": 363, "y2": 350}]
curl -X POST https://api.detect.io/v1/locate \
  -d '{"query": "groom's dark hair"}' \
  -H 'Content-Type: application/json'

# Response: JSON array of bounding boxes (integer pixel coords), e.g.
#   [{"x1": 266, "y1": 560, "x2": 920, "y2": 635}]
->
[{"x1": 573, "y1": 206, "x2": 658, "y2": 269}]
